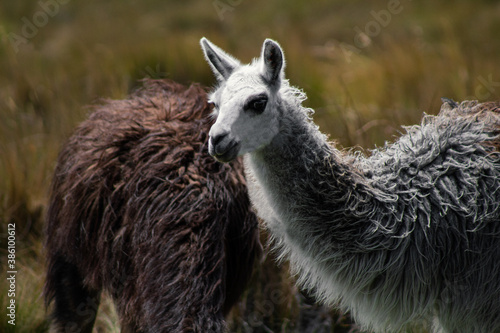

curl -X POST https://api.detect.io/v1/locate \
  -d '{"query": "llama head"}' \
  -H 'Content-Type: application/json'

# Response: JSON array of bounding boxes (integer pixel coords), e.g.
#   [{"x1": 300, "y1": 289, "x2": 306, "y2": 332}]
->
[{"x1": 200, "y1": 37, "x2": 285, "y2": 162}]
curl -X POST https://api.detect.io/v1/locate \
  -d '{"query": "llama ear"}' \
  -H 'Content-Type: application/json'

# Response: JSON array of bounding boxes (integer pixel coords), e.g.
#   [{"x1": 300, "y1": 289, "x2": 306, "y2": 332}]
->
[
  {"x1": 261, "y1": 39, "x2": 284, "y2": 87},
  {"x1": 200, "y1": 37, "x2": 240, "y2": 82}
]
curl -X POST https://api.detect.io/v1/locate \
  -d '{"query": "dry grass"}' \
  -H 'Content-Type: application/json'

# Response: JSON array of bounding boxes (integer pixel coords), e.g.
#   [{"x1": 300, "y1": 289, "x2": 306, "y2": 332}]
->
[{"x1": 1, "y1": 0, "x2": 499, "y2": 331}]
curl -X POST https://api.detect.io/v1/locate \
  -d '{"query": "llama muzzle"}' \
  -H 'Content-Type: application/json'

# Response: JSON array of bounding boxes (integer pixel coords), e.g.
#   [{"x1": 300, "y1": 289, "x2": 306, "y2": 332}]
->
[{"x1": 209, "y1": 132, "x2": 240, "y2": 162}]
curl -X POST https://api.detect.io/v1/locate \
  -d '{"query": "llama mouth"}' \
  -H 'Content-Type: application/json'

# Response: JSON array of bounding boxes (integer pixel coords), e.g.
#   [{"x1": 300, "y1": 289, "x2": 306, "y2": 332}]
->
[{"x1": 212, "y1": 142, "x2": 240, "y2": 163}]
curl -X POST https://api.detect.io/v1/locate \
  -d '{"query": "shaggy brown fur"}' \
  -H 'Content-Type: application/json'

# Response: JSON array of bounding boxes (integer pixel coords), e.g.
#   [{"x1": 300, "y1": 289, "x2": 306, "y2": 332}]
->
[{"x1": 44, "y1": 79, "x2": 261, "y2": 332}]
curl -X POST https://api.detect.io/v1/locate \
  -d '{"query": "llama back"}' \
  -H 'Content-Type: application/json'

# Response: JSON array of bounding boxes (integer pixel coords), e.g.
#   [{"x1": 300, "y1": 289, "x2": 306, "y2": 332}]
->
[
  {"x1": 344, "y1": 100, "x2": 500, "y2": 331},
  {"x1": 44, "y1": 79, "x2": 260, "y2": 332},
  {"x1": 362, "y1": 100, "x2": 500, "y2": 235}
]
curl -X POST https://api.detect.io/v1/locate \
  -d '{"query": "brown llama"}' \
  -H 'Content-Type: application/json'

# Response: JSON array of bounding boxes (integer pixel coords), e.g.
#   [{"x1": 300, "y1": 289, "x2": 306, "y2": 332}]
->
[{"x1": 44, "y1": 79, "x2": 261, "y2": 332}]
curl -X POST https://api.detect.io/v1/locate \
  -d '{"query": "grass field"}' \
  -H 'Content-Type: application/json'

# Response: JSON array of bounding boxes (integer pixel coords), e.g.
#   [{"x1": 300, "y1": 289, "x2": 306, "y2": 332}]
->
[{"x1": 1, "y1": 0, "x2": 499, "y2": 332}]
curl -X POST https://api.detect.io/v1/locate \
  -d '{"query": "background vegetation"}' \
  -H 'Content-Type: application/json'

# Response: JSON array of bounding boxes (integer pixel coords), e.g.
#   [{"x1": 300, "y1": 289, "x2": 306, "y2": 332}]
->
[{"x1": 1, "y1": 0, "x2": 499, "y2": 332}]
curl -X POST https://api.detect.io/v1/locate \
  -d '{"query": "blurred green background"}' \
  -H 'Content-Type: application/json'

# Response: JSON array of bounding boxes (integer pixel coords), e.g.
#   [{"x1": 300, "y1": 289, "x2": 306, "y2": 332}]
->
[{"x1": 1, "y1": 0, "x2": 499, "y2": 332}]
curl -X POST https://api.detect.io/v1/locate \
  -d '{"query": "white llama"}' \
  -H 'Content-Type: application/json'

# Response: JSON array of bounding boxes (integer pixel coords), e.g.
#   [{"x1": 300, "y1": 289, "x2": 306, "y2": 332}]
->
[{"x1": 200, "y1": 37, "x2": 500, "y2": 333}]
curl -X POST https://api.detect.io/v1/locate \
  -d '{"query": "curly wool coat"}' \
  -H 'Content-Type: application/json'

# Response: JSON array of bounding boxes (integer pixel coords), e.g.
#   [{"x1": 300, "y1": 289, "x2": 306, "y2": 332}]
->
[
  {"x1": 44, "y1": 79, "x2": 261, "y2": 332},
  {"x1": 245, "y1": 96, "x2": 500, "y2": 333}
]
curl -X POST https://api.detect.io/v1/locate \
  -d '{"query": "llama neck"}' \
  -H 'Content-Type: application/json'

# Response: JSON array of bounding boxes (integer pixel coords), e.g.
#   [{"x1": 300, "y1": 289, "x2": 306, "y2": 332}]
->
[
  {"x1": 244, "y1": 97, "x2": 377, "y2": 252},
  {"x1": 243, "y1": 93, "x2": 410, "y2": 331}
]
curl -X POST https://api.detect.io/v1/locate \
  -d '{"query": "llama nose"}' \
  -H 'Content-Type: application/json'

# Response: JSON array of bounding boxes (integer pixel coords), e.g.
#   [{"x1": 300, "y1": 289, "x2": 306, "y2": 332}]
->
[
  {"x1": 209, "y1": 131, "x2": 230, "y2": 156},
  {"x1": 211, "y1": 132, "x2": 228, "y2": 148}
]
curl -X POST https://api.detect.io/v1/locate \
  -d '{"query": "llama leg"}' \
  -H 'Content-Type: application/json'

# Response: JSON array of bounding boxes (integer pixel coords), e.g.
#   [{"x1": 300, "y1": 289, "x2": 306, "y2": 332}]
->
[{"x1": 47, "y1": 255, "x2": 101, "y2": 333}]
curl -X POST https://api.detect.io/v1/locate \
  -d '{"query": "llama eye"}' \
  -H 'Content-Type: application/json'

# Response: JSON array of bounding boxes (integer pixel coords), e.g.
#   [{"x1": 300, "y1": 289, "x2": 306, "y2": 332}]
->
[
  {"x1": 252, "y1": 99, "x2": 267, "y2": 112},
  {"x1": 245, "y1": 95, "x2": 268, "y2": 114},
  {"x1": 208, "y1": 100, "x2": 218, "y2": 110}
]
